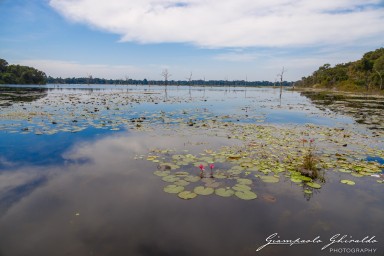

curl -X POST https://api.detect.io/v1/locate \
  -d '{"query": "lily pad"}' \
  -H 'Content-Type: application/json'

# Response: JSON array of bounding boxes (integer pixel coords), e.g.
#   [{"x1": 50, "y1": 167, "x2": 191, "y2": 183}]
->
[
  {"x1": 213, "y1": 173, "x2": 226, "y2": 179},
  {"x1": 178, "y1": 191, "x2": 197, "y2": 200},
  {"x1": 306, "y1": 182, "x2": 322, "y2": 189},
  {"x1": 154, "y1": 170, "x2": 170, "y2": 177},
  {"x1": 162, "y1": 175, "x2": 179, "y2": 182},
  {"x1": 194, "y1": 186, "x2": 214, "y2": 195},
  {"x1": 340, "y1": 179, "x2": 355, "y2": 185},
  {"x1": 163, "y1": 185, "x2": 184, "y2": 194},
  {"x1": 184, "y1": 175, "x2": 200, "y2": 182},
  {"x1": 174, "y1": 180, "x2": 190, "y2": 186},
  {"x1": 232, "y1": 184, "x2": 252, "y2": 191},
  {"x1": 237, "y1": 178, "x2": 253, "y2": 185},
  {"x1": 215, "y1": 188, "x2": 235, "y2": 197},
  {"x1": 235, "y1": 190, "x2": 257, "y2": 200}
]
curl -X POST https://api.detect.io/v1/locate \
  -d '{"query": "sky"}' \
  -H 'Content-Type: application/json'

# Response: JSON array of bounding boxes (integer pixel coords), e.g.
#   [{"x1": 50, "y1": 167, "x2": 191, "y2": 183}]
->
[{"x1": 0, "y1": 0, "x2": 383, "y2": 81}]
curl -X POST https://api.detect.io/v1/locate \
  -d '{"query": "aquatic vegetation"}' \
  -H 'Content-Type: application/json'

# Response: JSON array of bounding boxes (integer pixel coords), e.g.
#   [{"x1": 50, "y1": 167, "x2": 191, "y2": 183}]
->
[
  {"x1": 178, "y1": 191, "x2": 197, "y2": 200},
  {"x1": 194, "y1": 186, "x2": 214, "y2": 195},
  {"x1": 340, "y1": 179, "x2": 356, "y2": 186},
  {"x1": 1, "y1": 86, "x2": 383, "y2": 202},
  {"x1": 209, "y1": 163, "x2": 214, "y2": 178},
  {"x1": 299, "y1": 138, "x2": 324, "y2": 182},
  {"x1": 144, "y1": 121, "x2": 382, "y2": 201},
  {"x1": 199, "y1": 164, "x2": 205, "y2": 178}
]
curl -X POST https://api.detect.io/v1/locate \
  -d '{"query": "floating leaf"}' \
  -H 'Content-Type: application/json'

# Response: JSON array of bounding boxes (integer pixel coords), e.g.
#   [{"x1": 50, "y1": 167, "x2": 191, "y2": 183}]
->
[
  {"x1": 194, "y1": 186, "x2": 214, "y2": 195},
  {"x1": 237, "y1": 178, "x2": 253, "y2": 185},
  {"x1": 162, "y1": 175, "x2": 179, "y2": 182},
  {"x1": 304, "y1": 189, "x2": 312, "y2": 194},
  {"x1": 175, "y1": 171, "x2": 189, "y2": 177},
  {"x1": 164, "y1": 185, "x2": 184, "y2": 194},
  {"x1": 174, "y1": 180, "x2": 190, "y2": 186},
  {"x1": 340, "y1": 179, "x2": 355, "y2": 185},
  {"x1": 215, "y1": 188, "x2": 234, "y2": 197},
  {"x1": 184, "y1": 175, "x2": 200, "y2": 182},
  {"x1": 351, "y1": 173, "x2": 363, "y2": 178},
  {"x1": 178, "y1": 191, "x2": 197, "y2": 200},
  {"x1": 306, "y1": 182, "x2": 322, "y2": 189},
  {"x1": 232, "y1": 184, "x2": 252, "y2": 191},
  {"x1": 213, "y1": 173, "x2": 226, "y2": 179},
  {"x1": 290, "y1": 177, "x2": 303, "y2": 183},
  {"x1": 154, "y1": 170, "x2": 170, "y2": 177},
  {"x1": 235, "y1": 190, "x2": 257, "y2": 200}
]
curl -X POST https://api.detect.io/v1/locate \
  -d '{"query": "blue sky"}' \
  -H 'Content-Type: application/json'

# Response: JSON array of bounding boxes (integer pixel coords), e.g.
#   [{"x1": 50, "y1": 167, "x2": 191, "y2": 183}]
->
[{"x1": 1, "y1": 0, "x2": 383, "y2": 81}]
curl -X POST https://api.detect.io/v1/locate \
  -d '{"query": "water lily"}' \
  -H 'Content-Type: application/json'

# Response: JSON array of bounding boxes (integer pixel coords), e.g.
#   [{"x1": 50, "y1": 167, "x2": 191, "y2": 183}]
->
[
  {"x1": 199, "y1": 164, "x2": 205, "y2": 178},
  {"x1": 209, "y1": 163, "x2": 215, "y2": 178}
]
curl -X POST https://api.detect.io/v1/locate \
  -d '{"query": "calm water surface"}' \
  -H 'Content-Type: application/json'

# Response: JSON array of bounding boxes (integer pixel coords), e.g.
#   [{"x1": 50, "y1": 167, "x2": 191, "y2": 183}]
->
[{"x1": 0, "y1": 85, "x2": 383, "y2": 256}]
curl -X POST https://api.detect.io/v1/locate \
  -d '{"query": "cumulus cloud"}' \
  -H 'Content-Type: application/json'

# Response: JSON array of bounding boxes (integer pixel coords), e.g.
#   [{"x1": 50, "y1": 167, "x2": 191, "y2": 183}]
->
[{"x1": 49, "y1": 0, "x2": 384, "y2": 48}]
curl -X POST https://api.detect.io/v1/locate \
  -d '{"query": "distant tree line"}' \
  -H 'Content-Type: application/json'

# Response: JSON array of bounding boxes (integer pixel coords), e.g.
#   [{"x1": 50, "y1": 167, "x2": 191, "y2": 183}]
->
[
  {"x1": 47, "y1": 76, "x2": 292, "y2": 87},
  {"x1": 296, "y1": 48, "x2": 384, "y2": 91},
  {"x1": 0, "y1": 58, "x2": 47, "y2": 85}
]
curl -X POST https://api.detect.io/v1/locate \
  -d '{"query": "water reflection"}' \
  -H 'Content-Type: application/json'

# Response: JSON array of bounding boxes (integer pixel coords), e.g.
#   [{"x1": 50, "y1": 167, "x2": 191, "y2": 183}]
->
[
  {"x1": 301, "y1": 91, "x2": 384, "y2": 131},
  {"x1": 0, "y1": 131, "x2": 382, "y2": 256},
  {"x1": 0, "y1": 86, "x2": 48, "y2": 106}
]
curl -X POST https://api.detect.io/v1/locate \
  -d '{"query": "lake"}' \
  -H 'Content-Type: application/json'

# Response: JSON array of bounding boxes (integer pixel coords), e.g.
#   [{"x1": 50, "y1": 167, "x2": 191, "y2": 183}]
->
[{"x1": 0, "y1": 85, "x2": 383, "y2": 256}]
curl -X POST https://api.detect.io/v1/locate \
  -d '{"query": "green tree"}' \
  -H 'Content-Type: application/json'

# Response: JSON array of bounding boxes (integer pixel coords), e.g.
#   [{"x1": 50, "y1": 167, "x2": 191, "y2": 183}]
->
[{"x1": 373, "y1": 55, "x2": 384, "y2": 90}]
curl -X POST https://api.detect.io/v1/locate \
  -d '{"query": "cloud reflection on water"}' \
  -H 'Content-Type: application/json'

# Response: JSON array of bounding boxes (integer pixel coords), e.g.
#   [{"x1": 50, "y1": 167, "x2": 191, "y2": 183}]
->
[{"x1": 0, "y1": 131, "x2": 383, "y2": 256}]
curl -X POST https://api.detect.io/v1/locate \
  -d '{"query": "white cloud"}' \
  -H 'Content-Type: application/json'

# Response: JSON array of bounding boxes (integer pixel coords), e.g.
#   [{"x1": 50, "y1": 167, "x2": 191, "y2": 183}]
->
[
  {"x1": 19, "y1": 59, "x2": 144, "y2": 79},
  {"x1": 49, "y1": 0, "x2": 384, "y2": 48}
]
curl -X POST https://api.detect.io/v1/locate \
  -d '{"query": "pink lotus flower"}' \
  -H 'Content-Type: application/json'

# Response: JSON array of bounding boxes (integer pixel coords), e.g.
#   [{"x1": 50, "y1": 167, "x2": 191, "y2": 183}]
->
[
  {"x1": 199, "y1": 164, "x2": 205, "y2": 171},
  {"x1": 310, "y1": 139, "x2": 315, "y2": 143},
  {"x1": 209, "y1": 163, "x2": 214, "y2": 178}
]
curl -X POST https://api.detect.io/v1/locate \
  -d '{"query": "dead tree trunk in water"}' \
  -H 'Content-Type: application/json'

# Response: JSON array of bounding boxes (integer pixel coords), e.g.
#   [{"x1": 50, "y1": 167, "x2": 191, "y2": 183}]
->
[
  {"x1": 161, "y1": 69, "x2": 171, "y2": 100},
  {"x1": 278, "y1": 67, "x2": 285, "y2": 105},
  {"x1": 186, "y1": 72, "x2": 192, "y2": 98}
]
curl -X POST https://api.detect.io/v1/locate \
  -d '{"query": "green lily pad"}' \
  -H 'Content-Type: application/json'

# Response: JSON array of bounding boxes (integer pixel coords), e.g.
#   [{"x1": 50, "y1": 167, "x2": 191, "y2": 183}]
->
[
  {"x1": 237, "y1": 178, "x2": 253, "y2": 185},
  {"x1": 290, "y1": 177, "x2": 303, "y2": 183},
  {"x1": 174, "y1": 180, "x2": 190, "y2": 186},
  {"x1": 213, "y1": 173, "x2": 226, "y2": 179},
  {"x1": 154, "y1": 170, "x2": 170, "y2": 177},
  {"x1": 291, "y1": 174, "x2": 312, "y2": 182},
  {"x1": 260, "y1": 176, "x2": 279, "y2": 183},
  {"x1": 232, "y1": 184, "x2": 252, "y2": 191},
  {"x1": 175, "y1": 171, "x2": 189, "y2": 176},
  {"x1": 178, "y1": 191, "x2": 197, "y2": 200},
  {"x1": 306, "y1": 182, "x2": 322, "y2": 189},
  {"x1": 162, "y1": 175, "x2": 179, "y2": 182},
  {"x1": 304, "y1": 189, "x2": 312, "y2": 194},
  {"x1": 164, "y1": 185, "x2": 184, "y2": 194},
  {"x1": 194, "y1": 186, "x2": 214, "y2": 195},
  {"x1": 340, "y1": 179, "x2": 355, "y2": 185},
  {"x1": 184, "y1": 175, "x2": 200, "y2": 182},
  {"x1": 215, "y1": 188, "x2": 235, "y2": 197},
  {"x1": 235, "y1": 190, "x2": 257, "y2": 200}
]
